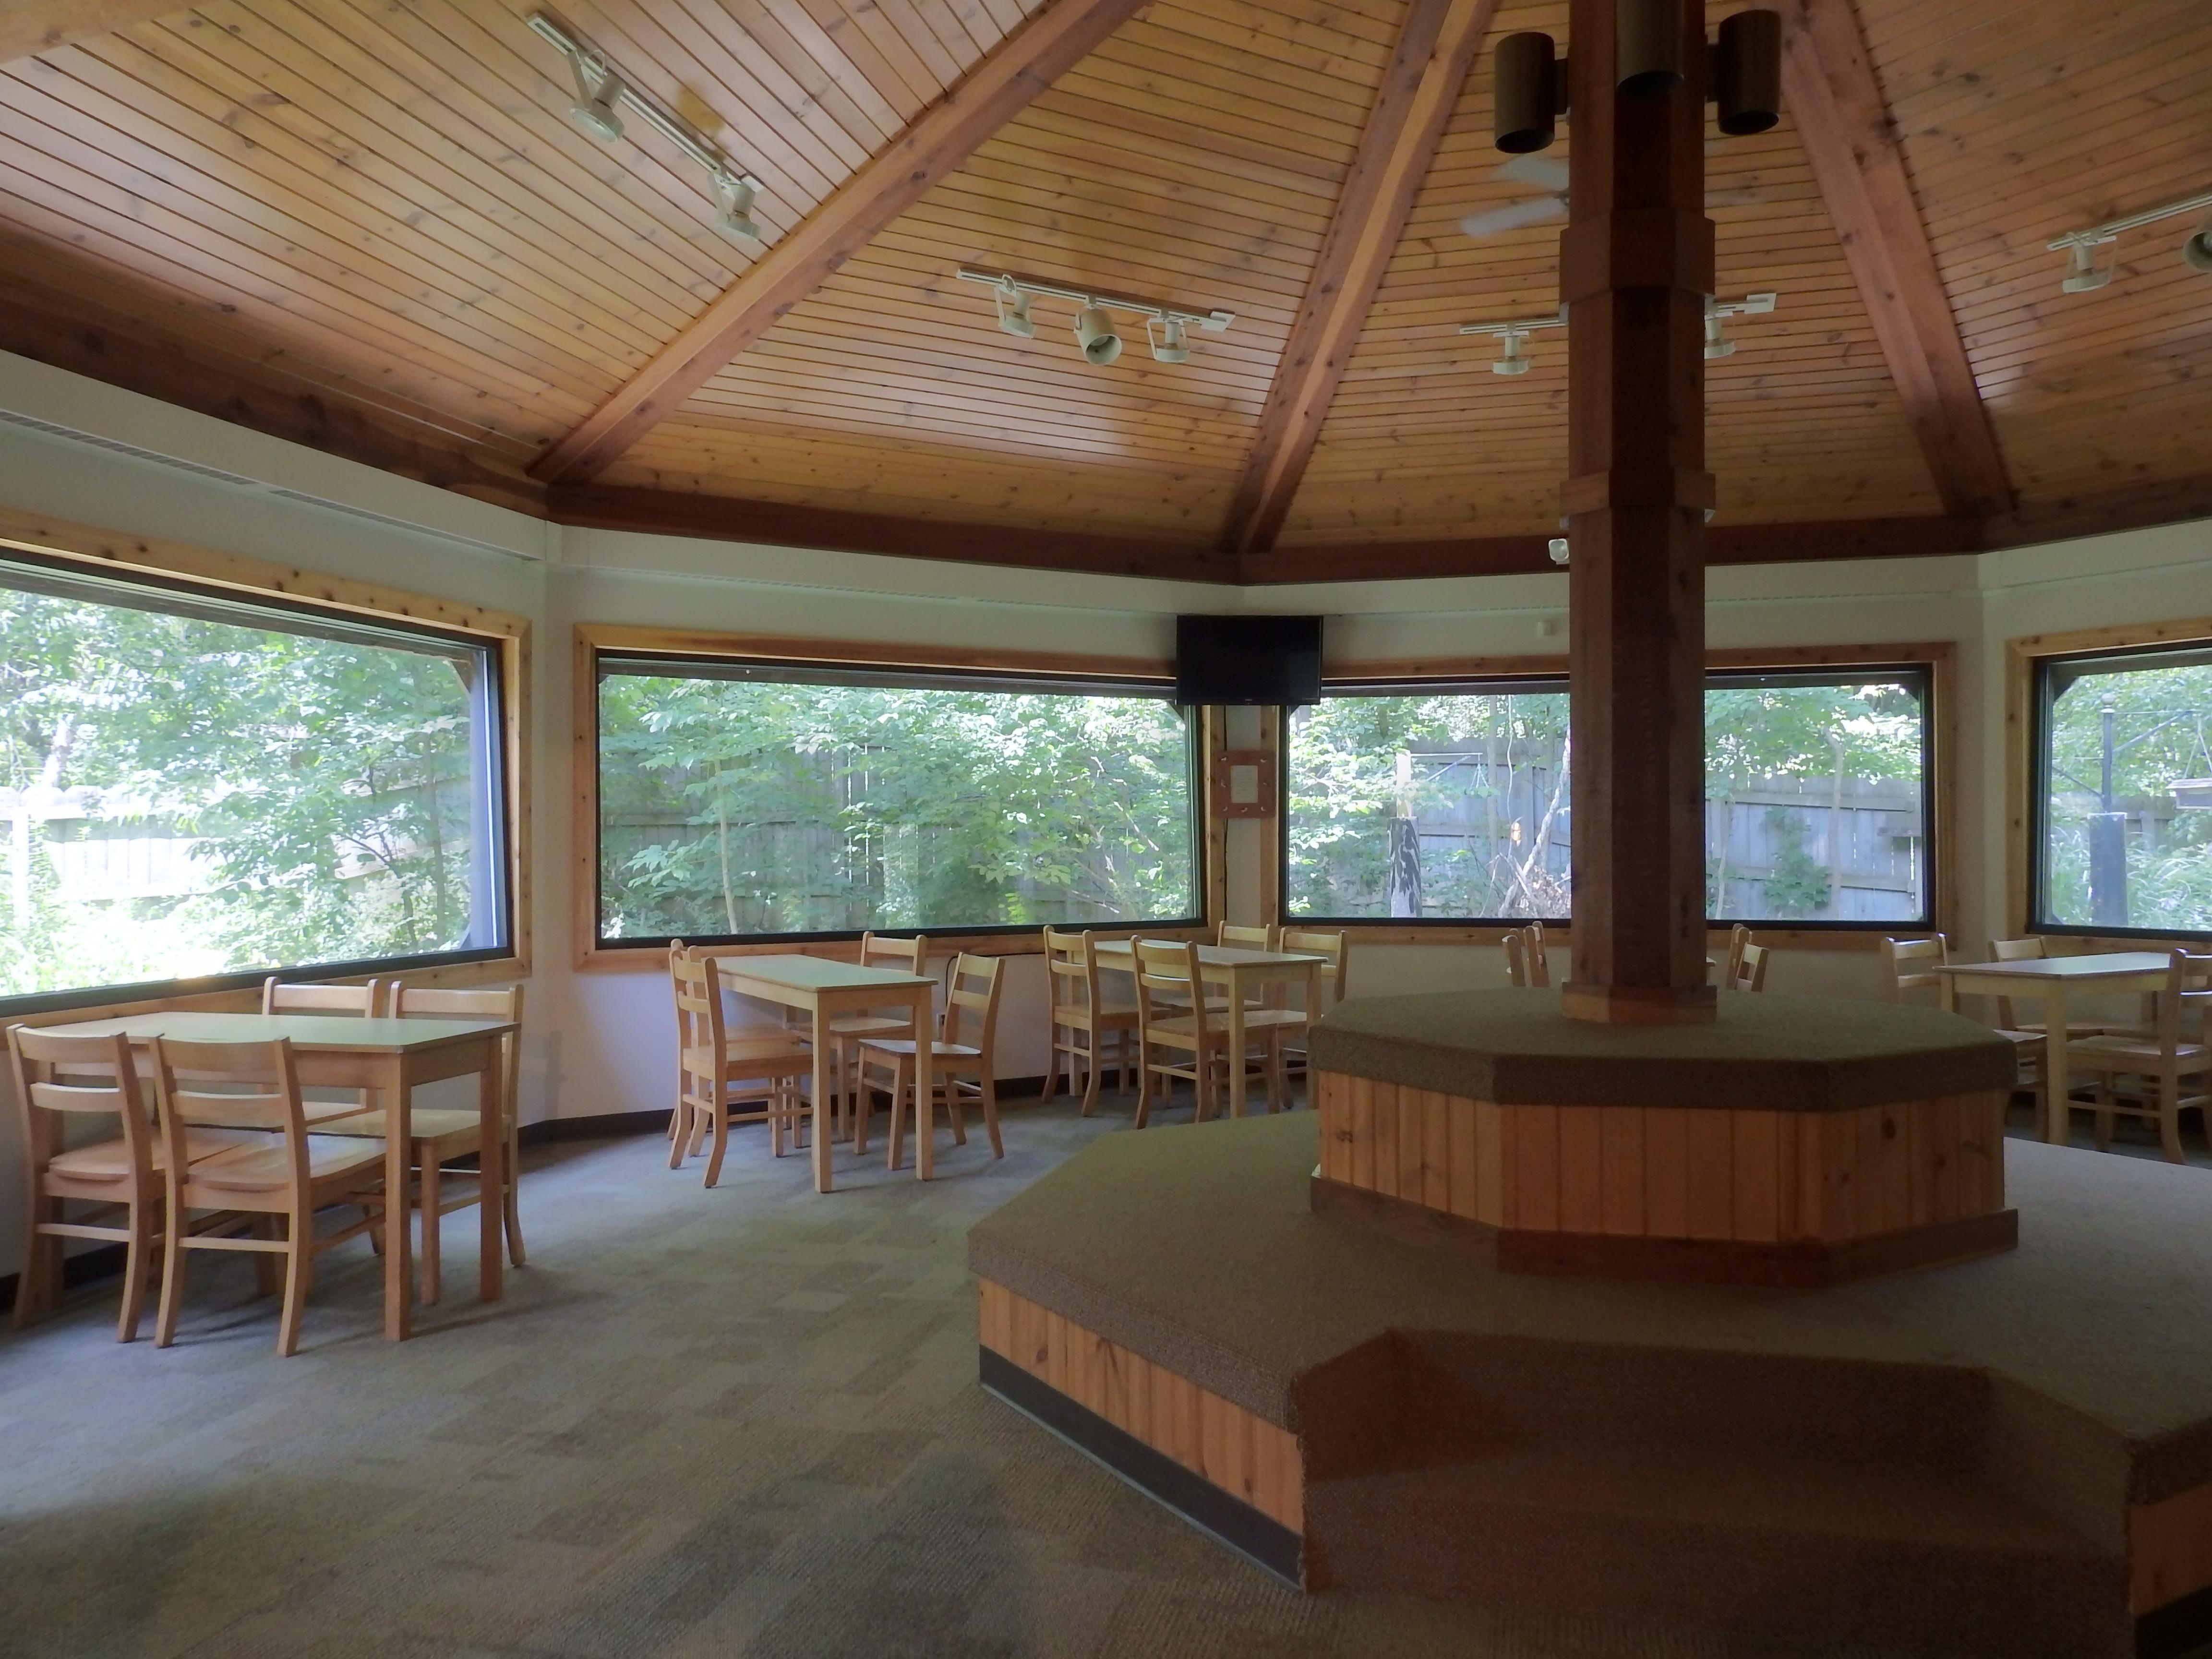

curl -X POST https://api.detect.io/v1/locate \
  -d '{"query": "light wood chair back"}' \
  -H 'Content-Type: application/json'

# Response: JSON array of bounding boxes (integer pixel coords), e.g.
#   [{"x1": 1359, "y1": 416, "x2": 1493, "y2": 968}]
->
[
  {"x1": 1279, "y1": 928, "x2": 1349, "y2": 1008},
  {"x1": 1986, "y1": 937, "x2": 2048, "y2": 1028},
  {"x1": 392, "y1": 982, "x2": 527, "y2": 1271},
  {"x1": 1503, "y1": 930, "x2": 1527, "y2": 987},
  {"x1": 1722, "y1": 924, "x2": 1752, "y2": 987},
  {"x1": 1879, "y1": 935, "x2": 1948, "y2": 1002},
  {"x1": 1129, "y1": 938, "x2": 1271, "y2": 1126},
  {"x1": 1044, "y1": 927, "x2": 1138, "y2": 1115},
  {"x1": 1728, "y1": 939, "x2": 1771, "y2": 993},
  {"x1": 150, "y1": 1034, "x2": 388, "y2": 1355},
  {"x1": 942, "y1": 952, "x2": 1006, "y2": 1061},
  {"x1": 866, "y1": 953, "x2": 1007, "y2": 1171},
  {"x1": 1217, "y1": 922, "x2": 1277, "y2": 950},
  {"x1": 669, "y1": 951, "x2": 811, "y2": 1184},
  {"x1": 7, "y1": 1024, "x2": 164, "y2": 1340},
  {"x1": 262, "y1": 976, "x2": 384, "y2": 1017},
  {"x1": 1521, "y1": 922, "x2": 1551, "y2": 987},
  {"x1": 861, "y1": 931, "x2": 930, "y2": 980}
]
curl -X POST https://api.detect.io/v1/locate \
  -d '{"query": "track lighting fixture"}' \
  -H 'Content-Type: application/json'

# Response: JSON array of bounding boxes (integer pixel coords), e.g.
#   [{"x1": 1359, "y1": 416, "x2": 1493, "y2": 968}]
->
[
  {"x1": 955, "y1": 269, "x2": 1233, "y2": 367},
  {"x1": 1711, "y1": 8, "x2": 1781, "y2": 135},
  {"x1": 2049, "y1": 188, "x2": 2212, "y2": 292},
  {"x1": 1548, "y1": 537, "x2": 1570, "y2": 566},
  {"x1": 1615, "y1": 0, "x2": 1684, "y2": 96},
  {"x1": 1704, "y1": 290, "x2": 1777, "y2": 359},
  {"x1": 1493, "y1": 31, "x2": 1563, "y2": 154},
  {"x1": 1488, "y1": 9, "x2": 1779, "y2": 155},
  {"x1": 527, "y1": 12, "x2": 769, "y2": 247},
  {"x1": 1460, "y1": 311, "x2": 1567, "y2": 374}
]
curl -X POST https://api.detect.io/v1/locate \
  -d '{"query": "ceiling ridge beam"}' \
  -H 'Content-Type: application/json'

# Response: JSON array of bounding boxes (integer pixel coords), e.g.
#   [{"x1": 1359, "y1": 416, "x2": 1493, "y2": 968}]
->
[
  {"x1": 1780, "y1": 0, "x2": 2014, "y2": 520},
  {"x1": 1217, "y1": 0, "x2": 1501, "y2": 557},
  {"x1": 528, "y1": 0, "x2": 1154, "y2": 487},
  {"x1": 1, "y1": 0, "x2": 189, "y2": 64}
]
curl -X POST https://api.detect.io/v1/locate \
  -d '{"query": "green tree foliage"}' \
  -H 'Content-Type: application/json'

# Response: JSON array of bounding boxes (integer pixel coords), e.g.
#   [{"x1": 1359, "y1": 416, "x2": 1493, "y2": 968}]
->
[
  {"x1": 0, "y1": 584, "x2": 482, "y2": 999},
  {"x1": 596, "y1": 674, "x2": 1197, "y2": 938},
  {"x1": 2043, "y1": 660, "x2": 2212, "y2": 929}
]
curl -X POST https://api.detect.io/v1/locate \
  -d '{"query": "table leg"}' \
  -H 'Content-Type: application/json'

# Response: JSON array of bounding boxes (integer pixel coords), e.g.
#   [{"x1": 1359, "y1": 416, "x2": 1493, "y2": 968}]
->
[
  {"x1": 383, "y1": 1055, "x2": 411, "y2": 1341},
  {"x1": 2043, "y1": 986, "x2": 2072, "y2": 1145},
  {"x1": 810, "y1": 996, "x2": 834, "y2": 1193},
  {"x1": 478, "y1": 1041, "x2": 503, "y2": 1304},
  {"x1": 1226, "y1": 971, "x2": 1249, "y2": 1119},
  {"x1": 914, "y1": 987, "x2": 936, "y2": 1180}
]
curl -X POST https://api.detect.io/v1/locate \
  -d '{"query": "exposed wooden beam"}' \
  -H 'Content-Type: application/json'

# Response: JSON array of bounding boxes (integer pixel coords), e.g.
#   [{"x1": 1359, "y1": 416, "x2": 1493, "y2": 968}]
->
[
  {"x1": 529, "y1": 0, "x2": 1153, "y2": 487},
  {"x1": 0, "y1": 282, "x2": 544, "y2": 515},
  {"x1": 547, "y1": 484, "x2": 1237, "y2": 582},
  {"x1": 1984, "y1": 473, "x2": 2212, "y2": 550},
  {"x1": 1219, "y1": 0, "x2": 1500, "y2": 557},
  {"x1": 1780, "y1": 0, "x2": 2013, "y2": 520},
  {"x1": 1, "y1": 0, "x2": 184, "y2": 62},
  {"x1": 1242, "y1": 516, "x2": 1984, "y2": 583}
]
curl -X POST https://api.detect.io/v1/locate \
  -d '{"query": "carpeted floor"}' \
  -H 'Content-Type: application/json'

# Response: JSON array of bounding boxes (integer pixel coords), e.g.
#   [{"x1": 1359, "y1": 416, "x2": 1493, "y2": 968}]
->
[{"x1": 0, "y1": 1093, "x2": 2154, "y2": 1659}]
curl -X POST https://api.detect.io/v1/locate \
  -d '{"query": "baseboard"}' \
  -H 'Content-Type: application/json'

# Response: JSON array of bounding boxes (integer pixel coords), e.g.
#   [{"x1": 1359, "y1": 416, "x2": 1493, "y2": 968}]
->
[
  {"x1": 0, "y1": 1241, "x2": 128, "y2": 1312},
  {"x1": 517, "y1": 1076, "x2": 1064, "y2": 1150}
]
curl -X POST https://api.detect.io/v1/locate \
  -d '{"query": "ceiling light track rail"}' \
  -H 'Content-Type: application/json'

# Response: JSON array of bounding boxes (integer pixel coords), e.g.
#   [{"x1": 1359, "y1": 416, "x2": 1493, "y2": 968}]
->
[
  {"x1": 526, "y1": 11, "x2": 766, "y2": 245},
  {"x1": 2049, "y1": 189, "x2": 2212, "y2": 291},
  {"x1": 1463, "y1": 293, "x2": 1777, "y2": 372},
  {"x1": 957, "y1": 268, "x2": 1233, "y2": 365}
]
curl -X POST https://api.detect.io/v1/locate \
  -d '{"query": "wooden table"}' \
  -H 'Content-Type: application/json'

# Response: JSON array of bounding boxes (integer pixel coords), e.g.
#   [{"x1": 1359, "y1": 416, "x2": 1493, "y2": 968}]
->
[
  {"x1": 716, "y1": 955, "x2": 935, "y2": 1188},
  {"x1": 38, "y1": 1010, "x2": 515, "y2": 1340},
  {"x1": 1931, "y1": 952, "x2": 2173, "y2": 1143},
  {"x1": 1092, "y1": 940, "x2": 1323, "y2": 1119}
]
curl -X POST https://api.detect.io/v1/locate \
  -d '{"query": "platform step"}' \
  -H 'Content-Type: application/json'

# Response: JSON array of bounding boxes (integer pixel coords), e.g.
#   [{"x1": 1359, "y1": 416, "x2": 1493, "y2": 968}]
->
[{"x1": 1307, "y1": 1444, "x2": 2128, "y2": 1657}]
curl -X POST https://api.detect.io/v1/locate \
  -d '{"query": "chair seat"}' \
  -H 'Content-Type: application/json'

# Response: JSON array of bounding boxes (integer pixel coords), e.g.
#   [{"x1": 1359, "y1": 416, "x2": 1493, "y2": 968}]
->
[
  {"x1": 2068, "y1": 1038, "x2": 2210, "y2": 1068},
  {"x1": 827, "y1": 1014, "x2": 915, "y2": 1040},
  {"x1": 188, "y1": 1134, "x2": 387, "y2": 1192},
  {"x1": 1993, "y1": 1028, "x2": 2044, "y2": 1050},
  {"x1": 1236, "y1": 1010, "x2": 1310, "y2": 1031},
  {"x1": 682, "y1": 1041, "x2": 810, "y2": 1076},
  {"x1": 857, "y1": 1039, "x2": 983, "y2": 1063},
  {"x1": 311, "y1": 1106, "x2": 484, "y2": 1147},
  {"x1": 48, "y1": 1126, "x2": 263, "y2": 1182}
]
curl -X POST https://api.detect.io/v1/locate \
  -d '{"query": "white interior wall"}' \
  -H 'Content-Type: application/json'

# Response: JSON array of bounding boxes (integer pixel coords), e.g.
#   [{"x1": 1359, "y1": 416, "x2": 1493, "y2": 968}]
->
[{"x1": 2, "y1": 350, "x2": 2209, "y2": 1280}]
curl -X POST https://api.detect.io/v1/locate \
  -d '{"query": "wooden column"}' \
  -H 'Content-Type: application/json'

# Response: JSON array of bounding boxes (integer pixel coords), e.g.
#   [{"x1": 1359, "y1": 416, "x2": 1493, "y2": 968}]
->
[{"x1": 1559, "y1": 0, "x2": 1717, "y2": 1024}]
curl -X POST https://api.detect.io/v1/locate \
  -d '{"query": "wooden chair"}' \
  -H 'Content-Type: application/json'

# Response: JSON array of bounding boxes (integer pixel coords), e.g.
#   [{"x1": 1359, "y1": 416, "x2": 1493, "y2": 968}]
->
[
  {"x1": 150, "y1": 1036, "x2": 389, "y2": 1357},
  {"x1": 1722, "y1": 924, "x2": 1753, "y2": 987},
  {"x1": 1216, "y1": 922, "x2": 1277, "y2": 950},
  {"x1": 665, "y1": 943, "x2": 796, "y2": 1145},
  {"x1": 827, "y1": 932, "x2": 931, "y2": 1144},
  {"x1": 670, "y1": 952, "x2": 812, "y2": 1187},
  {"x1": 1503, "y1": 929, "x2": 1528, "y2": 987},
  {"x1": 262, "y1": 976, "x2": 392, "y2": 1124},
  {"x1": 861, "y1": 953, "x2": 1006, "y2": 1172},
  {"x1": 1130, "y1": 938, "x2": 1268, "y2": 1128},
  {"x1": 1521, "y1": 922, "x2": 1552, "y2": 987},
  {"x1": 2063, "y1": 949, "x2": 2212, "y2": 1164},
  {"x1": 7, "y1": 1025, "x2": 251, "y2": 1341},
  {"x1": 1726, "y1": 933, "x2": 1771, "y2": 993},
  {"x1": 310, "y1": 985, "x2": 525, "y2": 1301},
  {"x1": 1885, "y1": 934, "x2": 2046, "y2": 1124},
  {"x1": 1044, "y1": 926, "x2": 1137, "y2": 1115},
  {"x1": 1987, "y1": 938, "x2": 2133, "y2": 1038},
  {"x1": 1277, "y1": 927, "x2": 1349, "y2": 1083}
]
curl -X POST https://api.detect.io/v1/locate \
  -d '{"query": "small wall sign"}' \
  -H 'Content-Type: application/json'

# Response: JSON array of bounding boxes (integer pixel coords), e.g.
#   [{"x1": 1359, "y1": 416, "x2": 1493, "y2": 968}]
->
[{"x1": 1213, "y1": 749, "x2": 1276, "y2": 818}]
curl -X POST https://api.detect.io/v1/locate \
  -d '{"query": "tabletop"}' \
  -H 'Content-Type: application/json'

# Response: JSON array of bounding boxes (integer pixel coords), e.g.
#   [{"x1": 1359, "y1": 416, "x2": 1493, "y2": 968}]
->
[
  {"x1": 40, "y1": 1010, "x2": 516, "y2": 1050},
  {"x1": 1931, "y1": 952, "x2": 2172, "y2": 981},
  {"x1": 1092, "y1": 941, "x2": 1327, "y2": 968},
  {"x1": 714, "y1": 954, "x2": 934, "y2": 990}
]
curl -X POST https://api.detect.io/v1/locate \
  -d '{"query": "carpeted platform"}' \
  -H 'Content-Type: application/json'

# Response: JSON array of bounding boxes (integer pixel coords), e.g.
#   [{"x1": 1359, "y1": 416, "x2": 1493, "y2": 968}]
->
[{"x1": 970, "y1": 1112, "x2": 2212, "y2": 1656}]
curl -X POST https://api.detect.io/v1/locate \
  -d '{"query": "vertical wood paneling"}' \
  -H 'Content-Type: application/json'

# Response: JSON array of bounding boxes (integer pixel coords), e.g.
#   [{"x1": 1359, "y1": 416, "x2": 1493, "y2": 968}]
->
[
  {"x1": 1556, "y1": 1106, "x2": 1605, "y2": 1234},
  {"x1": 1513, "y1": 1103, "x2": 1561, "y2": 1232},
  {"x1": 1420, "y1": 1088, "x2": 1450, "y2": 1211},
  {"x1": 1644, "y1": 1106, "x2": 1689, "y2": 1238},
  {"x1": 1731, "y1": 1110, "x2": 1781, "y2": 1243},
  {"x1": 1683, "y1": 1109, "x2": 1736, "y2": 1241},
  {"x1": 1445, "y1": 1087, "x2": 1478, "y2": 1218},
  {"x1": 1597, "y1": 1106, "x2": 1645, "y2": 1237},
  {"x1": 1475, "y1": 1099, "x2": 1504, "y2": 1224},
  {"x1": 979, "y1": 1280, "x2": 1304, "y2": 1531}
]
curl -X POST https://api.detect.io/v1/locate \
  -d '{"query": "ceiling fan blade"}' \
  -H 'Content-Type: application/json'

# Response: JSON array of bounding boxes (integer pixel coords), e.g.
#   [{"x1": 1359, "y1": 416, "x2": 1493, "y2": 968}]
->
[
  {"x1": 1458, "y1": 195, "x2": 1568, "y2": 240},
  {"x1": 1706, "y1": 186, "x2": 1769, "y2": 207},
  {"x1": 1495, "y1": 152, "x2": 1571, "y2": 193}
]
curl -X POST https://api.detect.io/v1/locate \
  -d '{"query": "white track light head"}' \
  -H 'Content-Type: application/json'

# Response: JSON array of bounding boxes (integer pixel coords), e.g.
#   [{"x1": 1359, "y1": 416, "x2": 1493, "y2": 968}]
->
[
  {"x1": 1703, "y1": 308, "x2": 1736, "y2": 359},
  {"x1": 1491, "y1": 328, "x2": 1532, "y2": 375},
  {"x1": 1548, "y1": 537, "x2": 1570, "y2": 566},
  {"x1": 711, "y1": 173, "x2": 760, "y2": 243},
  {"x1": 1074, "y1": 305, "x2": 1122, "y2": 366},
  {"x1": 1149, "y1": 316, "x2": 1190, "y2": 363},
  {"x1": 567, "y1": 57, "x2": 624, "y2": 142},
  {"x1": 992, "y1": 282, "x2": 1035, "y2": 338},
  {"x1": 2185, "y1": 215, "x2": 2212, "y2": 273},
  {"x1": 2060, "y1": 240, "x2": 2113, "y2": 293}
]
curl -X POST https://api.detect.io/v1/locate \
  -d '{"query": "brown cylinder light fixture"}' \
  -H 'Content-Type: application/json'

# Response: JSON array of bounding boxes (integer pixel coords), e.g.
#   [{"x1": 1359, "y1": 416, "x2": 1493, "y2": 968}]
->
[
  {"x1": 1713, "y1": 8, "x2": 1783, "y2": 135},
  {"x1": 1493, "y1": 31, "x2": 1560, "y2": 153},
  {"x1": 1616, "y1": 0, "x2": 1685, "y2": 96}
]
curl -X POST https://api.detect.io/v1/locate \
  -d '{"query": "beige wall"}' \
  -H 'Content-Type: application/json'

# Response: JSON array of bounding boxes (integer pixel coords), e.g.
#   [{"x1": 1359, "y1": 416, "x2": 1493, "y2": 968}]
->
[{"x1": 3, "y1": 348, "x2": 2210, "y2": 1279}]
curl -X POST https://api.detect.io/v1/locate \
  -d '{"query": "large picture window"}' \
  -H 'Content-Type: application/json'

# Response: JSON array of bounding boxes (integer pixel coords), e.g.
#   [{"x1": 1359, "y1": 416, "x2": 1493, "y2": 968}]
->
[
  {"x1": 2032, "y1": 643, "x2": 2212, "y2": 937},
  {"x1": 0, "y1": 553, "x2": 511, "y2": 1013},
  {"x1": 1285, "y1": 667, "x2": 1932, "y2": 927},
  {"x1": 593, "y1": 654, "x2": 1201, "y2": 946}
]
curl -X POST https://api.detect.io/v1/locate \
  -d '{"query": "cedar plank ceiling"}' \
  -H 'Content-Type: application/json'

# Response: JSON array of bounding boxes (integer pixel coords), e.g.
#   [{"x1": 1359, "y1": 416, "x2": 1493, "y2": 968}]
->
[{"x1": 0, "y1": 0, "x2": 2208, "y2": 555}]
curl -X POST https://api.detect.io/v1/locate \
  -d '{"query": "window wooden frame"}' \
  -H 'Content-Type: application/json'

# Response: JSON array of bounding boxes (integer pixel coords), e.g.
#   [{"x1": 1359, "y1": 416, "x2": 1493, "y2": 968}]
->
[
  {"x1": 574, "y1": 623, "x2": 1213, "y2": 970},
  {"x1": 0, "y1": 505, "x2": 531, "y2": 1020},
  {"x1": 1272, "y1": 641, "x2": 1957, "y2": 949},
  {"x1": 2007, "y1": 616, "x2": 2212, "y2": 946}
]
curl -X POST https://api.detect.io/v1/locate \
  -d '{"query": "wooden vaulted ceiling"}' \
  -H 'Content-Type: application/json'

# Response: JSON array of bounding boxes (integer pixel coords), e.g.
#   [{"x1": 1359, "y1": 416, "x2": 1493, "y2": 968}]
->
[{"x1": 0, "y1": 0, "x2": 2206, "y2": 582}]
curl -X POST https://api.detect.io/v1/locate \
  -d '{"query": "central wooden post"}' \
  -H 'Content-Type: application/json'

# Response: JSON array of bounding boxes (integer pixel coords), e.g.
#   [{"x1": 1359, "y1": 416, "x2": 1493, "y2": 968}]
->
[{"x1": 1560, "y1": 0, "x2": 1717, "y2": 1024}]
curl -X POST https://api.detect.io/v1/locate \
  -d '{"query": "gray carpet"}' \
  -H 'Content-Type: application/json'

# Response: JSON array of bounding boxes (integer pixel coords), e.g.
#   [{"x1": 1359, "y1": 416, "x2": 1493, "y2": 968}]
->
[{"x1": 0, "y1": 1095, "x2": 2042, "y2": 1659}]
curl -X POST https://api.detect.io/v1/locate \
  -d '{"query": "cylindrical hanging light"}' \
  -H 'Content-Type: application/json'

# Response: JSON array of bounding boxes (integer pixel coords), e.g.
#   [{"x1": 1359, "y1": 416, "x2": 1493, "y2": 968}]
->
[
  {"x1": 1713, "y1": 9, "x2": 1782, "y2": 135},
  {"x1": 2185, "y1": 213, "x2": 2212, "y2": 274},
  {"x1": 1073, "y1": 306, "x2": 1123, "y2": 366},
  {"x1": 1615, "y1": 0, "x2": 1684, "y2": 97},
  {"x1": 1493, "y1": 32, "x2": 1559, "y2": 154}
]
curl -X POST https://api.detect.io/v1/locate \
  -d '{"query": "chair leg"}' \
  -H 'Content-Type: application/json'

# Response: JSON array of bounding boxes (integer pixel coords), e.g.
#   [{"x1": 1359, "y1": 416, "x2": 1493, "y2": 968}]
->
[
  {"x1": 2159, "y1": 1072, "x2": 2186, "y2": 1164},
  {"x1": 2094, "y1": 1083, "x2": 2116, "y2": 1151},
  {"x1": 12, "y1": 1205, "x2": 57, "y2": 1329},
  {"x1": 155, "y1": 1188, "x2": 186, "y2": 1348},
  {"x1": 1080, "y1": 1031, "x2": 1103, "y2": 1117},
  {"x1": 504, "y1": 1126, "x2": 527, "y2": 1268},
  {"x1": 1134, "y1": 1045, "x2": 1154, "y2": 1129},
  {"x1": 1266, "y1": 1034, "x2": 1286, "y2": 1113},
  {"x1": 115, "y1": 1207, "x2": 155, "y2": 1343},
  {"x1": 853, "y1": 1065, "x2": 872, "y2": 1157},
  {"x1": 704, "y1": 1095, "x2": 731, "y2": 1188},
  {"x1": 667, "y1": 1099, "x2": 692, "y2": 1168},
  {"x1": 420, "y1": 1153, "x2": 442, "y2": 1307},
  {"x1": 686, "y1": 1095, "x2": 711, "y2": 1159},
  {"x1": 947, "y1": 1083, "x2": 968, "y2": 1145},
  {"x1": 887, "y1": 1058, "x2": 911, "y2": 1171},
  {"x1": 981, "y1": 1075, "x2": 1003, "y2": 1159},
  {"x1": 252, "y1": 1215, "x2": 282, "y2": 1297},
  {"x1": 276, "y1": 1218, "x2": 312, "y2": 1358}
]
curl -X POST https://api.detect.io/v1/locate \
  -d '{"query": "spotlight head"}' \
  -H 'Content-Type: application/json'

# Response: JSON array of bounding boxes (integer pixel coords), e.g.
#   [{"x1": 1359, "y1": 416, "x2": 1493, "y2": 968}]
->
[
  {"x1": 2060, "y1": 240, "x2": 2114, "y2": 294},
  {"x1": 1703, "y1": 311, "x2": 1736, "y2": 359},
  {"x1": 1547, "y1": 536, "x2": 1570, "y2": 566},
  {"x1": 711, "y1": 174, "x2": 761, "y2": 243},
  {"x1": 1074, "y1": 305, "x2": 1122, "y2": 366},
  {"x1": 2185, "y1": 216, "x2": 2212, "y2": 274},
  {"x1": 1491, "y1": 329, "x2": 1532, "y2": 375},
  {"x1": 1150, "y1": 316, "x2": 1190, "y2": 363},
  {"x1": 993, "y1": 283, "x2": 1035, "y2": 338},
  {"x1": 1493, "y1": 31, "x2": 1559, "y2": 154},
  {"x1": 1615, "y1": 0, "x2": 1685, "y2": 97},
  {"x1": 569, "y1": 91, "x2": 623, "y2": 142},
  {"x1": 1712, "y1": 9, "x2": 1782, "y2": 136}
]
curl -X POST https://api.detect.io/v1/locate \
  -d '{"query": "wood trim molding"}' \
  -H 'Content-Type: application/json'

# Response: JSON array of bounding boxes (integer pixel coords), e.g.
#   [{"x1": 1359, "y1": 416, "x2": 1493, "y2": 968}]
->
[
  {"x1": 572, "y1": 622, "x2": 1195, "y2": 969},
  {"x1": 528, "y1": 0, "x2": 1158, "y2": 485},
  {"x1": 1985, "y1": 474, "x2": 2212, "y2": 551},
  {"x1": 1779, "y1": 0, "x2": 2012, "y2": 520},
  {"x1": 1219, "y1": 0, "x2": 1501, "y2": 556},
  {"x1": 0, "y1": 506, "x2": 534, "y2": 989},
  {"x1": 0, "y1": 282, "x2": 544, "y2": 515},
  {"x1": 2, "y1": 0, "x2": 199, "y2": 66}
]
